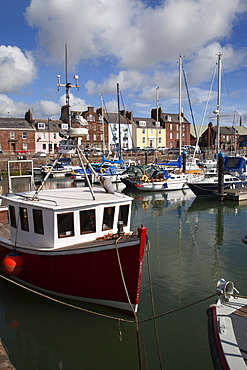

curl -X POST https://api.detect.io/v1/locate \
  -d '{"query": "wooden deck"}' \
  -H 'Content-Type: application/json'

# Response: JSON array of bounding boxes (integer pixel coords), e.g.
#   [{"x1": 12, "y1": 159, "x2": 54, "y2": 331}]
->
[{"x1": 224, "y1": 187, "x2": 247, "y2": 201}]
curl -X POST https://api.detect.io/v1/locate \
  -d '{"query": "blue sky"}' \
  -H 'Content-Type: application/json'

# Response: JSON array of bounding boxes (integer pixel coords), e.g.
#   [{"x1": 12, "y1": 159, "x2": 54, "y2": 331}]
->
[{"x1": 1, "y1": 0, "x2": 247, "y2": 128}]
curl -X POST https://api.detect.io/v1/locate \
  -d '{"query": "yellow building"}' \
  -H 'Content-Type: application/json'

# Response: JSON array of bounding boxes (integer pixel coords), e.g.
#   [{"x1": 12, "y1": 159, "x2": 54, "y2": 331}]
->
[{"x1": 132, "y1": 117, "x2": 166, "y2": 149}]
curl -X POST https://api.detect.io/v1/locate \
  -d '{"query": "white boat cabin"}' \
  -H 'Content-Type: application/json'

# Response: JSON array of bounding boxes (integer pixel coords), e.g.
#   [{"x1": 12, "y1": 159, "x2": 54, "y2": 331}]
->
[{"x1": 1, "y1": 188, "x2": 132, "y2": 250}]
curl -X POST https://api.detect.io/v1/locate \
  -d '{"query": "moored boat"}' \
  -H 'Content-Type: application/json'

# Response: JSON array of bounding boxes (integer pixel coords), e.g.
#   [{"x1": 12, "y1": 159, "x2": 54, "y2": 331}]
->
[
  {"x1": 207, "y1": 278, "x2": 247, "y2": 369},
  {"x1": 0, "y1": 169, "x2": 147, "y2": 312}
]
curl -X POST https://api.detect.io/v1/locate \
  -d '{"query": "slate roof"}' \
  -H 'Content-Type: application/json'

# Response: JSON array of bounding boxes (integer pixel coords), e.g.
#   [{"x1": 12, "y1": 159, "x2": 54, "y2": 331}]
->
[
  {"x1": 105, "y1": 113, "x2": 130, "y2": 124},
  {"x1": 0, "y1": 117, "x2": 35, "y2": 130},
  {"x1": 133, "y1": 117, "x2": 165, "y2": 129},
  {"x1": 0, "y1": 117, "x2": 64, "y2": 132},
  {"x1": 161, "y1": 113, "x2": 190, "y2": 124}
]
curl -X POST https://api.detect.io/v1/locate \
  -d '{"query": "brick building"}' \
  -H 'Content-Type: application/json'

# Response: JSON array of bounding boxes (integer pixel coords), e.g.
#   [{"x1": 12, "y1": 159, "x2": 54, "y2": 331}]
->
[{"x1": 151, "y1": 108, "x2": 191, "y2": 148}]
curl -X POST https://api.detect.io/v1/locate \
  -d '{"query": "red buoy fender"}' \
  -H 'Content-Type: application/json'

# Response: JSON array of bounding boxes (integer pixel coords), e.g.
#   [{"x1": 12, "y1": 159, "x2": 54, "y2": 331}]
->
[{"x1": 2, "y1": 251, "x2": 24, "y2": 276}]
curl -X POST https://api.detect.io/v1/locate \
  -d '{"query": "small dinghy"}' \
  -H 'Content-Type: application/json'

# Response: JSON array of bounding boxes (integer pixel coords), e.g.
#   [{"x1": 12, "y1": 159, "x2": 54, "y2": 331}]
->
[{"x1": 207, "y1": 278, "x2": 247, "y2": 369}]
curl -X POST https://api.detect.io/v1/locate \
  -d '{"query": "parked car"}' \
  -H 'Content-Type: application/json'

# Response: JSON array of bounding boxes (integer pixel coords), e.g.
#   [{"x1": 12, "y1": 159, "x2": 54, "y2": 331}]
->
[{"x1": 158, "y1": 146, "x2": 168, "y2": 152}]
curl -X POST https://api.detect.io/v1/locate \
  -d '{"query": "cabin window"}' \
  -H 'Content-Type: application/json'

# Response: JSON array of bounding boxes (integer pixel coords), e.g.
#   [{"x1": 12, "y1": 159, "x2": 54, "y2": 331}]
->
[
  {"x1": 57, "y1": 212, "x2": 74, "y2": 238},
  {"x1": 9, "y1": 205, "x2": 16, "y2": 228},
  {"x1": 80, "y1": 209, "x2": 96, "y2": 234},
  {"x1": 118, "y1": 205, "x2": 129, "y2": 226},
  {"x1": 33, "y1": 209, "x2": 44, "y2": 235},
  {"x1": 102, "y1": 207, "x2": 115, "y2": 230},
  {"x1": 19, "y1": 207, "x2": 29, "y2": 232}
]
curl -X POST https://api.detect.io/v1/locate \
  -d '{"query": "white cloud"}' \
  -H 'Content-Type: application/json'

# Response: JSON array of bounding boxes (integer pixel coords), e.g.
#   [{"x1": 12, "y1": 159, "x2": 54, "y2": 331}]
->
[
  {"x1": 0, "y1": 45, "x2": 37, "y2": 93},
  {"x1": 25, "y1": 0, "x2": 247, "y2": 70},
  {"x1": 0, "y1": 94, "x2": 60, "y2": 119},
  {"x1": 58, "y1": 93, "x2": 88, "y2": 112}
]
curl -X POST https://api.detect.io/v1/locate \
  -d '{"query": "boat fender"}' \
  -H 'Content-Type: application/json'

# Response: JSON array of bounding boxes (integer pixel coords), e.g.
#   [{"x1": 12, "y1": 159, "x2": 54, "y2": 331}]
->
[
  {"x1": 142, "y1": 202, "x2": 149, "y2": 210},
  {"x1": 100, "y1": 168, "x2": 106, "y2": 174},
  {"x1": 2, "y1": 251, "x2": 24, "y2": 276},
  {"x1": 142, "y1": 175, "x2": 148, "y2": 182},
  {"x1": 99, "y1": 176, "x2": 115, "y2": 194}
]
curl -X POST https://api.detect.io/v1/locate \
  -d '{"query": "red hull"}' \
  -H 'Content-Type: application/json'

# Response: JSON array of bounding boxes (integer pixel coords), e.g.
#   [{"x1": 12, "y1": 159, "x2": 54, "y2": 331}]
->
[{"x1": 0, "y1": 227, "x2": 147, "y2": 311}]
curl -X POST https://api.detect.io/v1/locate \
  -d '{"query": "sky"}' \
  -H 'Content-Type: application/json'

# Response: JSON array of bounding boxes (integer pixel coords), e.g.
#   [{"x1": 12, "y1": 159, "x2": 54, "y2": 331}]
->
[{"x1": 1, "y1": 0, "x2": 247, "y2": 128}]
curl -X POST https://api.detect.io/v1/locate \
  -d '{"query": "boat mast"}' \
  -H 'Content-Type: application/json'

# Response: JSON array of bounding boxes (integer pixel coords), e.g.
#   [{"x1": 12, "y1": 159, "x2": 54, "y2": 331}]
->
[
  {"x1": 155, "y1": 87, "x2": 159, "y2": 158},
  {"x1": 117, "y1": 83, "x2": 121, "y2": 158},
  {"x1": 99, "y1": 93, "x2": 105, "y2": 154},
  {"x1": 57, "y1": 44, "x2": 79, "y2": 129},
  {"x1": 215, "y1": 52, "x2": 222, "y2": 154},
  {"x1": 179, "y1": 55, "x2": 183, "y2": 156}
]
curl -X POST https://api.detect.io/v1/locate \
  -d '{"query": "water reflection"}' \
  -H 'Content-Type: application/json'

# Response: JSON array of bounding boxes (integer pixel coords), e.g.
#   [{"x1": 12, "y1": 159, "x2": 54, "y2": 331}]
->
[{"x1": 1, "y1": 177, "x2": 247, "y2": 369}]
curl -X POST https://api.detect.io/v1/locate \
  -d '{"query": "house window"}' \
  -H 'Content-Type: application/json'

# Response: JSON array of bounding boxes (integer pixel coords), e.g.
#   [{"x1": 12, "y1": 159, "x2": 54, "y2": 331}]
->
[
  {"x1": 139, "y1": 121, "x2": 146, "y2": 127},
  {"x1": 158, "y1": 137, "x2": 162, "y2": 144},
  {"x1": 23, "y1": 143, "x2": 28, "y2": 151},
  {"x1": 42, "y1": 133, "x2": 46, "y2": 140},
  {"x1": 9, "y1": 205, "x2": 16, "y2": 228},
  {"x1": 102, "y1": 207, "x2": 115, "y2": 230},
  {"x1": 150, "y1": 129, "x2": 153, "y2": 135},
  {"x1": 22, "y1": 132, "x2": 27, "y2": 139},
  {"x1": 176, "y1": 133, "x2": 179, "y2": 139},
  {"x1": 93, "y1": 124, "x2": 96, "y2": 131},
  {"x1": 100, "y1": 134, "x2": 103, "y2": 141},
  {"x1": 19, "y1": 207, "x2": 29, "y2": 232},
  {"x1": 142, "y1": 137, "x2": 145, "y2": 144},
  {"x1": 170, "y1": 132, "x2": 173, "y2": 140},
  {"x1": 86, "y1": 134, "x2": 89, "y2": 141},
  {"x1": 57, "y1": 212, "x2": 74, "y2": 238},
  {"x1": 170, "y1": 124, "x2": 172, "y2": 131},
  {"x1": 33, "y1": 209, "x2": 44, "y2": 234},
  {"x1": 88, "y1": 114, "x2": 95, "y2": 122},
  {"x1": 42, "y1": 144, "x2": 46, "y2": 150},
  {"x1": 80, "y1": 209, "x2": 96, "y2": 234},
  {"x1": 53, "y1": 133, "x2": 56, "y2": 139},
  {"x1": 142, "y1": 129, "x2": 145, "y2": 134},
  {"x1": 38, "y1": 123, "x2": 45, "y2": 129},
  {"x1": 158, "y1": 129, "x2": 161, "y2": 135},
  {"x1": 93, "y1": 134, "x2": 97, "y2": 141},
  {"x1": 10, "y1": 132, "x2": 15, "y2": 139},
  {"x1": 118, "y1": 205, "x2": 129, "y2": 226}
]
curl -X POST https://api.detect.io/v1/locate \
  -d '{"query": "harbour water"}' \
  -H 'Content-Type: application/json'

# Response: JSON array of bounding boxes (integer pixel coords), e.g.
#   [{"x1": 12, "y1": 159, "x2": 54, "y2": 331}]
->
[{"x1": 1, "y1": 176, "x2": 247, "y2": 369}]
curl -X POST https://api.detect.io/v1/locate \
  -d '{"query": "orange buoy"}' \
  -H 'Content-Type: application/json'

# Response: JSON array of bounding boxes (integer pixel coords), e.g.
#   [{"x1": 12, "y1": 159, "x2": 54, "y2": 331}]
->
[{"x1": 2, "y1": 251, "x2": 24, "y2": 276}]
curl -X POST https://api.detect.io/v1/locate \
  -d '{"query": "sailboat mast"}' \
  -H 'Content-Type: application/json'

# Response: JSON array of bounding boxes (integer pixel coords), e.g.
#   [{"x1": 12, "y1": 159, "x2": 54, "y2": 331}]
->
[
  {"x1": 99, "y1": 94, "x2": 105, "y2": 154},
  {"x1": 117, "y1": 83, "x2": 121, "y2": 158},
  {"x1": 216, "y1": 52, "x2": 222, "y2": 154},
  {"x1": 179, "y1": 55, "x2": 183, "y2": 156},
  {"x1": 65, "y1": 44, "x2": 71, "y2": 128},
  {"x1": 155, "y1": 86, "x2": 159, "y2": 158}
]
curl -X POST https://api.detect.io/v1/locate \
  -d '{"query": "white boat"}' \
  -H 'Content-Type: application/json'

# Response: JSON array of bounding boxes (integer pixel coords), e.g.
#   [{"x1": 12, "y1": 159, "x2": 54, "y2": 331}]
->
[
  {"x1": 134, "y1": 172, "x2": 190, "y2": 191},
  {"x1": 0, "y1": 57, "x2": 147, "y2": 313},
  {"x1": 208, "y1": 278, "x2": 247, "y2": 369}
]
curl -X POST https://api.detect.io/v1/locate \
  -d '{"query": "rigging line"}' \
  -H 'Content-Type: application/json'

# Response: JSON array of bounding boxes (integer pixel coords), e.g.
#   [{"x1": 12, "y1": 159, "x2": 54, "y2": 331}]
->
[
  {"x1": 114, "y1": 236, "x2": 143, "y2": 370},
  {"x1": 0, "y1": 273, "x2": 135, "y2": 324},
  {"x1": 196, "y1": 61, "x2": 218, "y2": 149},
  {"x1": 138, "y1": 293, "x2": 217, "y2": 323},
  {"x1": 120, "y1": 89, "x2": 126, "y2": 112},
  {"x1": 146, "y1": 240, "x2": 164, "y2": 370},
  {"x1": 182, "y1": 66, "x2": 197, "y2": 141}
]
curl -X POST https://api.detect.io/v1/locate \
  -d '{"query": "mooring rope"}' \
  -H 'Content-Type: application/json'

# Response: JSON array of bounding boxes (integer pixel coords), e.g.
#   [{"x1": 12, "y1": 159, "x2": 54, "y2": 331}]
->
[
  {"x1": 0, "y1": 272, "x2": 218, "y2": 325},
  {"x1": 138, "y1": 293, "x2": 217, "y2": 323}
]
